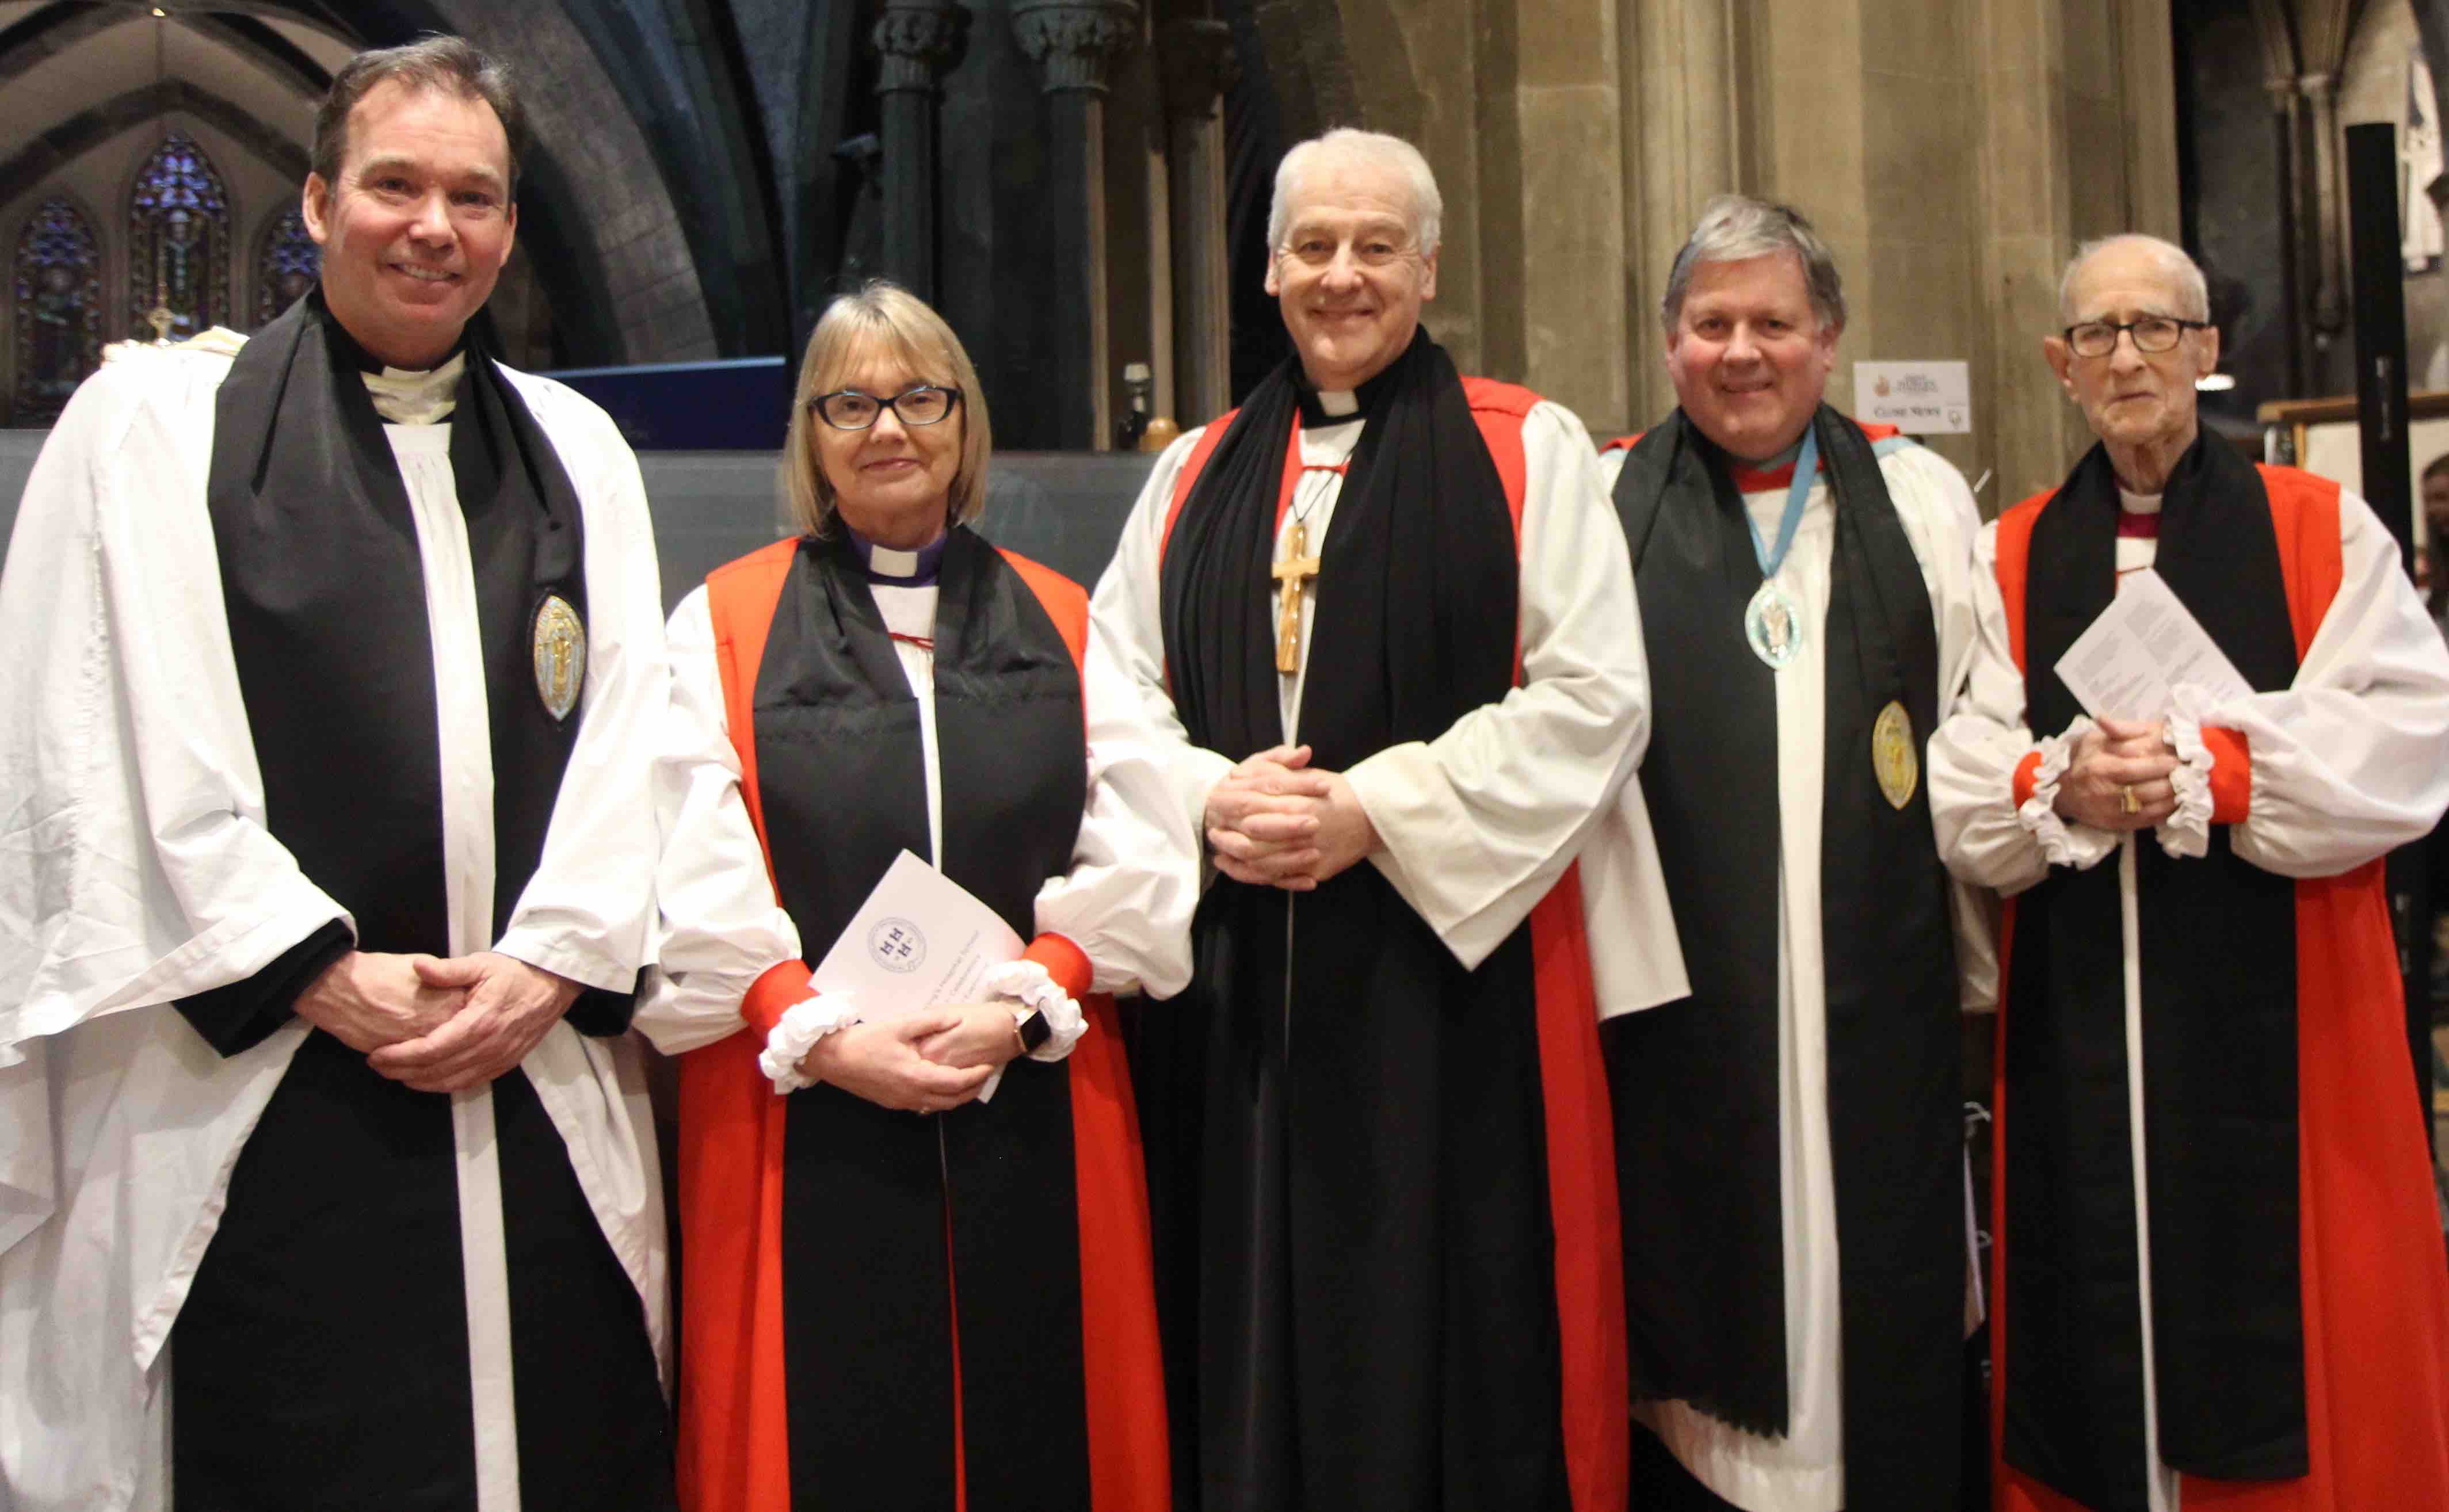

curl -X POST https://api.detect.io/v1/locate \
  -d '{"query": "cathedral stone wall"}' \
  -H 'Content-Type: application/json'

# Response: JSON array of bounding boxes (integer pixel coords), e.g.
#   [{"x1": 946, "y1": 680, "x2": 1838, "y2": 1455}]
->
[{"x1": 1232, "y1": 0, "x2": 2179, "y2": 506}]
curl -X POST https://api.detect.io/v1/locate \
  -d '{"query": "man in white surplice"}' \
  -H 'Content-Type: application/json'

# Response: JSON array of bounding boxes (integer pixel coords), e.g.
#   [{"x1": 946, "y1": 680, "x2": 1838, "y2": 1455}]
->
[
  {"x1": 1593, "y1": 194, "x2": 1990, "y2": 1512},
  {"x1": 1090, "y1": 128, "x2": 1672, "y2": 1510},
  {"x1": 1929, "y1": 233, "x2": 2449, "y2": 1512},
  {"x1": 0, "y1": 39, "x2": 672, "y2": 1512}
]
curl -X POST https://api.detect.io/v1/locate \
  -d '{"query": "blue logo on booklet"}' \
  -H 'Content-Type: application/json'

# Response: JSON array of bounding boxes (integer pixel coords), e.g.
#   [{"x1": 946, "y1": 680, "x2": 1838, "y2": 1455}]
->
[{"x1": 868, "y1": 917, "x2": 927, "y2": 973}]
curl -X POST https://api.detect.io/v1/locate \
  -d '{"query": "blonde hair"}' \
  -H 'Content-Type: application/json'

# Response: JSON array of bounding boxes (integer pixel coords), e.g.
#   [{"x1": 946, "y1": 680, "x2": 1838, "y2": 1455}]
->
[{"x1": 781, "y1": 280, "x2": 991, "y2": 538}]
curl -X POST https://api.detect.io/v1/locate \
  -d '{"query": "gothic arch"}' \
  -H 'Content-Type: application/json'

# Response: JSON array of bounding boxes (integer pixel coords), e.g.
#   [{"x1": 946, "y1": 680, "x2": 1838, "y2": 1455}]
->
[
  {"x1": 126, "y1": 129, "x2": 235, "y2": 341},
  {"x1": 252, "y1": 201, "x2": 318, "y2": 327},
  {"x1": 10, "y1": 189, "x2": 105, "y2": 424}
]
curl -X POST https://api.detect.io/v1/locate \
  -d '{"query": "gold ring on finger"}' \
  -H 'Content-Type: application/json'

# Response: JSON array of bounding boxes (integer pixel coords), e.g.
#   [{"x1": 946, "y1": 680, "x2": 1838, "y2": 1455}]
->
[{"x1": 2119, "y1": 784, "x2": 2140, "y2": 814}]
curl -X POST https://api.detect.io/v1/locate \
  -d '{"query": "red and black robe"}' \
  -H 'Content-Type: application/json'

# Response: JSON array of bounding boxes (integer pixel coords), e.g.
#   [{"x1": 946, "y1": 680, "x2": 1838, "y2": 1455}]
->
[
  {"x1": 1134, "y1": 336, "x2": 1628, "y2": 1512},
  {"x1": 671, "y1": 529, "x2": 1169, "y2": 1512}
]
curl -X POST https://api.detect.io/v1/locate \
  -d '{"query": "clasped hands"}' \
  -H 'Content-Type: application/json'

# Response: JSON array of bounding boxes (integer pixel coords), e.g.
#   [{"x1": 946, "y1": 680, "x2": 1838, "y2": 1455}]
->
[
  {"x1": 799, "y1": 1003, "x2": 1027, "y2": 1116},
  {"x1": 295, "y1": 949, "x2": 581, "y2": 1094},
  {"x1": 1203, "y1": 743, "x2": 1379, "y2": 891},
  {"x1": 2053, "y1": 716, "x2": 2180, "y2": 832}
]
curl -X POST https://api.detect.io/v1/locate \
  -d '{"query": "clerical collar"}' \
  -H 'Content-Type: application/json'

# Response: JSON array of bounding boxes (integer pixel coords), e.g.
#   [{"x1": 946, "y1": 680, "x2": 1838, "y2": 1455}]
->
[
  {"x1": 1725, "y1": 434, "x2": 1815, "y2": 494},
  {"x1": 363, "y1": 353, "x2": 467, "y2": 426},
  {"x1": 2117, "y1": 486, "x2": 2164, "y2": 515},
  {"x1": 1292, "y1": 329, "x2": 1420, "y2": 427},
  {"x1": 845, "y1": 524, "x2": 948, "y2": 585}
]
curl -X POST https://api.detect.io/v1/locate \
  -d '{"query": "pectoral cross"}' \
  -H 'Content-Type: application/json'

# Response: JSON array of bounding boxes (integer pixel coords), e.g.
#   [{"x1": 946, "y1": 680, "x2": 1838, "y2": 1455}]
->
[{"x1": 1271, "y1": 519, "x2": 1322, "y2": 674}]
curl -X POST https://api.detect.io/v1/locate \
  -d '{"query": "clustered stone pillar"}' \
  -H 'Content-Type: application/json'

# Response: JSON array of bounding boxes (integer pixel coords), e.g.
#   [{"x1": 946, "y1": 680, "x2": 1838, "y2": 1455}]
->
[
  {"x1": 1013, "y1": 0, "x2": 1140, "y2": 449},
  {"x1": 1156, "y1": 16, "x2": 1238, "y2": 426},
  {"x1": 872, "y1": 0, "x2": 969, "y2": 303}
]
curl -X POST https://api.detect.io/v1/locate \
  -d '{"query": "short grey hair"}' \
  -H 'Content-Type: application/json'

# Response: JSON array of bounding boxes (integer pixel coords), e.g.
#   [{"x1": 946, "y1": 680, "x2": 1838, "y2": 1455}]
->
[
  {"x1": 312, "y1": 36, "x2": 521, "y2": 198},
  {"x1": 1660, "y1": 194, "x2": 1846, "y2": 333},
  {"x1": 2058, "y1": 234, "x2": 2210, "y2": 324},
  {"x1": 1267, "y1": 128, "x2": 1443, "y2": 259}
]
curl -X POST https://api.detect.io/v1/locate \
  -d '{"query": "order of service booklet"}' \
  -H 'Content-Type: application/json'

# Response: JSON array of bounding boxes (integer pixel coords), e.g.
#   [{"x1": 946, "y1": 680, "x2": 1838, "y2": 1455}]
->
[{"x1": 811, "y1": 849, "x2": 1029, "y2": 1100}]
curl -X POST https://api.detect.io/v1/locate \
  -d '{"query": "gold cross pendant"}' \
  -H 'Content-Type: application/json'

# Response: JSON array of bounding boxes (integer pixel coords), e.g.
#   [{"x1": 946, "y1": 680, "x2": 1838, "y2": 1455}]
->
[{"x1": 1271, "y1": 519, "x2": 1322, "y2": 674}]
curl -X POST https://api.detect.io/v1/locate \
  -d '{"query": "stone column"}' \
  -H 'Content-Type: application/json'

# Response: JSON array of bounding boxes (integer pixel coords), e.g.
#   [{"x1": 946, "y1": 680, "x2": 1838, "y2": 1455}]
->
[
  {"x1": 872, "y1": 0, "x2": 968, "y2": 301},
  {"x1": 1155, "y1": 16, "x2": 1237, "y2": 425},
  {"x1": 2305, "y1": 71, "x2": 2348, "y2": 354},
  {"x1": 1014, "y1": 0, "x2": 1140, "y2": 449},
  {"x1": 2268, "y1": 77, "x2": 2313, "y2": 394},
  {"x1": 1625, "y1": 0, "x2": 1737, "y2": 424}
]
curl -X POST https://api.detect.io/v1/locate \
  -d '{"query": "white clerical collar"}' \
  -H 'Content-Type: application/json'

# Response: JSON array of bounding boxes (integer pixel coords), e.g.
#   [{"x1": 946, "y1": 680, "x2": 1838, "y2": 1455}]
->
[
  {"x1": 363, "y1": 352, "x2": 466, "y2": 426},
  {"x1": 1317, "y1": 388, "x2": 1359, "y2": 418},
  {"x1": 2118, "y1": 486, "x2": 2164, "y2": 515},
  {"x1": 870, "y1": 543, "x2": 922, "y2": 577}
]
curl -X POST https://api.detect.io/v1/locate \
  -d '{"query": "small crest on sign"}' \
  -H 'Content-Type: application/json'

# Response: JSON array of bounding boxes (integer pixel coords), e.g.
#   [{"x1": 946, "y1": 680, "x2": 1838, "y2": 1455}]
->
[{"x1": 532, "y1": 594, "x2": 586, "y2": 722}]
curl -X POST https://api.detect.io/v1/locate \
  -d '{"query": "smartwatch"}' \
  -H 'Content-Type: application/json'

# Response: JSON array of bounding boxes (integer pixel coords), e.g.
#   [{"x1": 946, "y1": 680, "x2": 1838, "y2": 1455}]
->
[{"x1": 1013, "y1": 1007, "x2": 1052, "y2": 1054}]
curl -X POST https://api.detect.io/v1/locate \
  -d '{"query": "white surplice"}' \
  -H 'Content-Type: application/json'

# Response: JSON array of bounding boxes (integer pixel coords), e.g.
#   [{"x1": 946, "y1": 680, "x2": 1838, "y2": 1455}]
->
[
  {"x1": 1594, "y1": 437, "x2": 1993, "y2": 1512},
  {"x1": 1927, "y1": 482, "x2": 2449, "y2": 1512},
  {"x1": 635, "y1": 560, "x2": 1199, "y2": 1057},
  {"x1": 1090, "y1": 389, "x2": 1680, "y2": 991},
  {"x1": 0, "y1": 339, "x2": 670, "y2": 1512}
]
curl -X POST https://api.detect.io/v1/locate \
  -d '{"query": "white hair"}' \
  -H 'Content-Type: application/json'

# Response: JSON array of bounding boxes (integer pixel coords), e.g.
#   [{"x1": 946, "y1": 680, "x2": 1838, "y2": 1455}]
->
[
  {"x1": 1266, "y1": 127, "x2": 1443, "y2": 258},
  {"x1": 2058, "y1": 234, "x2": 2210, "y2": 324}
]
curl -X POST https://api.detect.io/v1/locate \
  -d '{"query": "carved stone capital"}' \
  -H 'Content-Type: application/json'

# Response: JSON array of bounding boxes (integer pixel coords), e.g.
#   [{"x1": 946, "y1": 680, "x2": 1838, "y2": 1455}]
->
[
  {"x1": 1012, "y1": 0, "x2": 1140, "y2": 96},
  {"x1": 1155, "y1": 18, "x2": 1237, "y2": 119},
  {"x1": 873, "y1": 0, "x2": 970, "y2": 93}
]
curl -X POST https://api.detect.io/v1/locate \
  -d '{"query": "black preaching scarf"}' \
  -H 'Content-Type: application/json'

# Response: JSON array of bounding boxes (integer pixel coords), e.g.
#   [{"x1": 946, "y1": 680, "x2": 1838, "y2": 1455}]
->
[
  {"x1": 2002, "y1": 437, "x2": 2305, "y2": 1512},
  {"x1": 204, "y1": 287, "x2": 590, "y2": 954},
  {"x1": 178, "y1": 289, "x2": 676, "y2": 1510},
  {"x1": 1153, "y1": 334, "x2": 1576, "y2": 1509},
  {"x1": 1606, "y1": 407, "x2": 1963, "y2": 1509},
  {"x1": 752, "y1": 528, "x2": 1096, "y2": 1512}
]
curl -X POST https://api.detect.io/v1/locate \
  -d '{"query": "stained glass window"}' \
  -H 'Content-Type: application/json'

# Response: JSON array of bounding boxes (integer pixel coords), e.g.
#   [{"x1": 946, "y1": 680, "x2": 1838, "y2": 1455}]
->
[
  {"x1": 254, "y1": 205, "x2": 318, "y2": 327},
  {"x1": 12, "y1": 197, "x2": 104, "y2": 425},
  {"x1": 128, "y1": 129, "x2": 231, "y2": 341}
]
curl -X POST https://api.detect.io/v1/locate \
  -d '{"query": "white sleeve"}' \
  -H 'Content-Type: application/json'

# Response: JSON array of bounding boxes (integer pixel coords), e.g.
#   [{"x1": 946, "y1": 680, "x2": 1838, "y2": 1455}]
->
[
  {"x1": 1928, "y1": 520, "x2": 2118, "y2": 899},
  {"x1": 1030, "y1": 622, "x2": 1201, "y2": 998},
  {"x1": 488, "y1": 385, "x2": 669, "y2": 990},
  {"x1": 632, "y1": 587, "x2": 806, "y2": 1056},
  {"x1": 1086, "y1": 425, "x2": 1238, "y2": 844},
  {"x1": 1346, "y1": 401, "x2": 1651, "y2": 969},
  {"x1": 1883, "y1": 445, "x2": 2005, "y2": 1011},
  {"x1": 2211, "y1": 489, "x2": 2449, "y2": 877},
  {"x1": 0, "y1": 355, "x2": 350, "y2": 1062}
]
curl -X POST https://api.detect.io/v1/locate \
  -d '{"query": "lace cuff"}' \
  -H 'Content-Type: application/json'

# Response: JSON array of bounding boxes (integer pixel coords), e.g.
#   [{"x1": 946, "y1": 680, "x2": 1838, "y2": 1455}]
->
[
  {"x1": 986, "y1": 959, "x2": 1087, "y2": 1062},
  {"x1": 758, "y1": 991, "x2": 860, "y2": 1094},
  {"x1": 2158, "y1": 701, "x2": 2217, "y2": 859},
  {"x1": 2018, "y1": 718, "x2": 2116, "y2": 870}
]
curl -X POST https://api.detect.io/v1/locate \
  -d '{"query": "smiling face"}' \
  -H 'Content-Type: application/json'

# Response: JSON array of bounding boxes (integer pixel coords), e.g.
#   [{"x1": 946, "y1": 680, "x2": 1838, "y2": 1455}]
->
[
  {"x1": 808, "y1": 342, "x2": 964, "y2": 550},
  {"x1": 303, "y1": 78, "x2": 516, "y2": 369},
  {"x1": 1664, "y1": 253, "x2": 1838, "y2": 462},
  {"x1": 2044, "y1": 240, "x2": 2218, "y2": 460},
  {"x1": 1265, "y1": 151, "x2": 1438, "y2": 392}
]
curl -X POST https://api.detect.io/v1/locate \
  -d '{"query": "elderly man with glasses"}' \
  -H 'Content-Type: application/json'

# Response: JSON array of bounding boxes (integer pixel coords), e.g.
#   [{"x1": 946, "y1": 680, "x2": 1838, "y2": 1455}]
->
[{"x1": 1930, "y1": 232, "x2": 2449, "y2": 1512}]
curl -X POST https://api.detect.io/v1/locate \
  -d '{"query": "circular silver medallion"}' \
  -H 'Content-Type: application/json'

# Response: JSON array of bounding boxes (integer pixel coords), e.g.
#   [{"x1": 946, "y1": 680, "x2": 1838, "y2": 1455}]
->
[{"x1": 1744, "y1": 581, "x2": 1803, "y2": 669}]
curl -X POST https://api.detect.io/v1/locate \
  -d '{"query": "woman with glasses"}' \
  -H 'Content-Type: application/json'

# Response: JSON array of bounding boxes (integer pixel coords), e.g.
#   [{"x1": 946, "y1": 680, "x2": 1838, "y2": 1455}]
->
[{"x1": 638, "y1": 280, "x2": 1191, "y2": 1512}]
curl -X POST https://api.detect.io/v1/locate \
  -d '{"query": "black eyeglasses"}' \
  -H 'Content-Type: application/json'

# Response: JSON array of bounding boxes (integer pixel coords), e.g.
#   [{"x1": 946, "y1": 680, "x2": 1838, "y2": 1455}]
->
[
  {"x1": 808, "y1": 384, "x2": 962, "y2": 430},
  {"x1": 2062, "y1": 316, "x2": 2212, "y2": 358}
]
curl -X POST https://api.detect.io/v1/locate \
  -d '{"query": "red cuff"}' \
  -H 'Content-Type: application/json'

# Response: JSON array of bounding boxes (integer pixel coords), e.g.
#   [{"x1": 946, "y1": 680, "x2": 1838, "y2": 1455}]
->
[
  {"x1": 2202, "y1": 726, "x2": 2252, "y2": 824},
  {"x1": 741, "y1": 959, "x2": 814, "y2": 1038},
  {"x1": 1021, "y1": 933, "x2": 1092, "y2": 1002},
  {"x1": 2012, "y1": 749, "x2": 2044, "y2": 811}
]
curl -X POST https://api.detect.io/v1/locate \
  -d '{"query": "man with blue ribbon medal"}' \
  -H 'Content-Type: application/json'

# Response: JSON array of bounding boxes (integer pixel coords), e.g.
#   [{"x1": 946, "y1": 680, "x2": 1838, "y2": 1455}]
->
[{"x1": 1596, "y1": 194, "x2": 1990, "y2": 1512}]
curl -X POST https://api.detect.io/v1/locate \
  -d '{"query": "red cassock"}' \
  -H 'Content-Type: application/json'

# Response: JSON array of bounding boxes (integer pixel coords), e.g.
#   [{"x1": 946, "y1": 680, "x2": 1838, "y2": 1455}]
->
[
  {"x1": 1987, "y1": 468, "x2": 2449, "y2": 1512},
  {"x1": 670, "y1": 540, "x2": 1170, "y2": 1512}
]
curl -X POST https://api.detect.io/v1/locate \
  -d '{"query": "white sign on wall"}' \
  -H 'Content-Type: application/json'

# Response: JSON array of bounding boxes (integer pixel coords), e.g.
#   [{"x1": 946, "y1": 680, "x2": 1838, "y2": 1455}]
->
[{"x1": 1854, "y1": 360, "x2": 1971, "y2": 434}]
